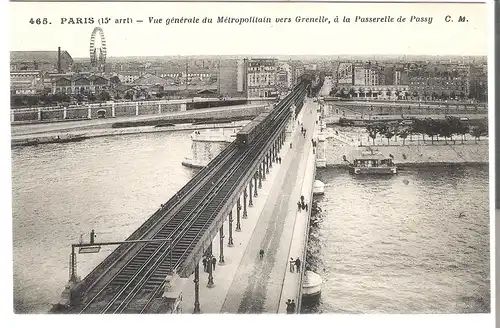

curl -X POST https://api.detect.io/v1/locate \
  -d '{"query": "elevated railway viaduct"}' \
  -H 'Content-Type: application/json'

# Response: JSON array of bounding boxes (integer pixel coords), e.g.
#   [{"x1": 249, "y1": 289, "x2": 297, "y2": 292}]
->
[{"x1": 55, "y1": 79, "x2": 312, "y2": 314}]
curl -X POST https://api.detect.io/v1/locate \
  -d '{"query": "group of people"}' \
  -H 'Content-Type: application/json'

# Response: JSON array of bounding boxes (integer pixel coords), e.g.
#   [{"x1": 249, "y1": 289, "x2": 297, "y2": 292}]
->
[
  {"x1": 289, "y1": 257, "x2": 301, "y2": 273},
  {"x1": 276, "y1": 157, "x2": 282, "y2": 164},
  {"x1": 300, "y1": 126, "x2": 307, "y2": 137},
  {"x1": 311, "y1": 138, "x2": 317, "y2": 154},
  {"x1": 297, "y1": 195, "x2": 308, "y2": 212},
  {"x1": 202, "y1": 255, "x2": 217, "y2": 273},
  {"x1": 285, "y1": 299, "x2": 296, "y2": 314}
]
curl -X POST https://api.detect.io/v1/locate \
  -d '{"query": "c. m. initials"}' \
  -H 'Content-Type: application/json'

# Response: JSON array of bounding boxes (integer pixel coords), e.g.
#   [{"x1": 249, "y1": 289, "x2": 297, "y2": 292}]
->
[{"x1": 445, "y1": 15, "x2": 468, "y2": 23}]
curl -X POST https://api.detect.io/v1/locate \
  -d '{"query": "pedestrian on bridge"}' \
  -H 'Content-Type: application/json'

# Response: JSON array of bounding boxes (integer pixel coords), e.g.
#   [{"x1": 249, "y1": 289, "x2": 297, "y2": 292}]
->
[
  {"x1": 285, "y1": 299, "x2": 293, "y2": 314},
  {"x1": 289, "y1": 258, "x2": 295, "y2": 273},
  {"x1": 297, "y1": 201, "x2": 301, "y2": 212},
  {"x1": 90, "y1": 229, "x2": 96, "y2": 245},
  {"x1": 290, "y1": 142, "x2": 292, "y2": 149},
  {"x1": 259, "y1": 249, "x2": 265, "y2": 260},
  {"x1": 295, "y1": 258, "x2": 301, "y2": 273},
  {"x1": 211, "y1": 257, "x2": 217, "y2": 271},
  {"x1": 202, "y1": 257, "x2": 208, "y2": 272}
]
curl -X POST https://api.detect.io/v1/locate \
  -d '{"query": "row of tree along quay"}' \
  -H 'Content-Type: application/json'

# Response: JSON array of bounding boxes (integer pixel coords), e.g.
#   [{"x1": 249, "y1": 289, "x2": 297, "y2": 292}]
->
[
  {"x1": 11, "y1": 89, "x2": 230, "y2": 109},
  {"x1": 11, "y1": 92, "x2": 115, "y2": 108},
  {"x1": 330, "y1": 87, "x2": 485, "y2": 102},
  {"x1": 363, "y1": 116, "x2": 488, "y2": 146}
]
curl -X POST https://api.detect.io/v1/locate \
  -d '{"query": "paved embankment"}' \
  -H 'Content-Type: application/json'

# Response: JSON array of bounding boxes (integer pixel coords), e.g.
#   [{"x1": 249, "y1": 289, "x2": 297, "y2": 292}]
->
[{"x1": 325, "y1": 142, "x2": 489, "y2": 166}]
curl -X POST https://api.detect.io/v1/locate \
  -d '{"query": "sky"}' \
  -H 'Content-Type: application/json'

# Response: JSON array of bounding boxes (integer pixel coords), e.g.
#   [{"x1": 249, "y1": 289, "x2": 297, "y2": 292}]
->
[{"x1": 9, "y1": 1, "x2": 491, "y2": 58}]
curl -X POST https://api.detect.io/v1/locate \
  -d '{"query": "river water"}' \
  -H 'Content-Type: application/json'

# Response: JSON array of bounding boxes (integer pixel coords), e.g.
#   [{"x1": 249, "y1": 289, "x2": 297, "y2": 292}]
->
[
  {"x1": 12, "y1": 131, "x2": 194, "y2": 313},
  {"x1": 12, "y1": 132, "x2": 490, "y2": 313},
  {"x1": 303, "y1": 166, "x2": 490, "y2": 314}
]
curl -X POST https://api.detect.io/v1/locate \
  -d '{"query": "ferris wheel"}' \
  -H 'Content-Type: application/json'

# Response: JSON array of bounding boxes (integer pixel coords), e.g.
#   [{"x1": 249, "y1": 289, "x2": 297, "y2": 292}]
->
[{"x1": 89, "y1": 27, "x2": 107, "y2": 69}]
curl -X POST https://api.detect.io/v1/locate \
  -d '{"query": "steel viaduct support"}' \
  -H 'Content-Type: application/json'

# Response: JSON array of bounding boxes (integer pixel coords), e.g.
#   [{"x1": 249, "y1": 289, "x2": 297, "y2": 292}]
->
[{"x1": 189, "y1": 98, "x2": 300, "y2": 313}]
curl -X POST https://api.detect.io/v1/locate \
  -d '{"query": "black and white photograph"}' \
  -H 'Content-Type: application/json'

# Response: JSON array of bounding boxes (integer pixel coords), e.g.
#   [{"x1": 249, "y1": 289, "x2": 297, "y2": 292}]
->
[{"x1": 3, "y1": 0, "x2": 495, "y2": 325}]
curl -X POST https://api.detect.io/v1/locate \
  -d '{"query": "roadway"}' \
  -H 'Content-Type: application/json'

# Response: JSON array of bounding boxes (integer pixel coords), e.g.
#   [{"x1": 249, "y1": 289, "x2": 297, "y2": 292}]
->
[{"x1": 220, "y1": 100, "x2": 315, "y2": 313}]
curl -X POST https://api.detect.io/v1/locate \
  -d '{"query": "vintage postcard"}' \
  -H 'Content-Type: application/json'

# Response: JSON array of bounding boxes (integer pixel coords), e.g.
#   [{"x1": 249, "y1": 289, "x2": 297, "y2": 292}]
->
[{"x1": 4, "y1": 0, "x2": 495, "y2": 327}]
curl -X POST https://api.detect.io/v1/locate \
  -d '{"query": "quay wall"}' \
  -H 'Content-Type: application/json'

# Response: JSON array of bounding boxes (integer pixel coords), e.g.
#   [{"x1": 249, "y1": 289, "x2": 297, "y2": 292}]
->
[
  {"x1": 12, "y1": 98, "x2": 274, "y2": 124},
  {"x1": 165, "y1": 104, "x2": 266, "y2": 122},
  {"x1": 11, "y1": 122, "x2": 248, "y2": 148},
  {"x1": 325, "y1": 141, "x2": 489, "y2": 166}
]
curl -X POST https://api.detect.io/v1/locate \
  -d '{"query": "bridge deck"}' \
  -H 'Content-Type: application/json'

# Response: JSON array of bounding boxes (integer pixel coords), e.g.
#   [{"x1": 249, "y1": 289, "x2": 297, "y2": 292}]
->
[
  {"x1": 66, "y1": 82, "x2": 308, "y2": 314},
  {"x1": 179, "y1": 99, "x2": 318, "y2": 313}
]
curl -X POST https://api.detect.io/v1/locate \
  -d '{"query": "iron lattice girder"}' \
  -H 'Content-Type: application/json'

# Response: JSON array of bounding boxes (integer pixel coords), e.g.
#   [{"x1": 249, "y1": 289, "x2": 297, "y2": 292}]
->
[{"x1": 177, "y1": 104, "x2": 294, "y2": 278}]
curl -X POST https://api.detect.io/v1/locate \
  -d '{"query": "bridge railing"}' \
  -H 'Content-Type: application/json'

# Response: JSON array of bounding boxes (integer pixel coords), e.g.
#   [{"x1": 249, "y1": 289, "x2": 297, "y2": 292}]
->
[{"x1": 297, "y1": 146, "x2": 316, "y2": 313}]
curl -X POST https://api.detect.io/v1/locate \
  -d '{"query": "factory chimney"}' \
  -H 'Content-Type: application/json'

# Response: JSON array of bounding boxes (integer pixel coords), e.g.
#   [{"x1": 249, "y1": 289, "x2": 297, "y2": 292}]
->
[{"x1": 57, "y1": 47, "x2": 61, "y2": 73}]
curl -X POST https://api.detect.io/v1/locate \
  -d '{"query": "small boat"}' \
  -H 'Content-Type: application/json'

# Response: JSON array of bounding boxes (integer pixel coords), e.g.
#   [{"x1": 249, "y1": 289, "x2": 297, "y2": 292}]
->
[
  {"x1": 347, "y1": 150, "x2": 397, "y2": 175},
  {"x1": 302, "y1": 270, "x2": 322, "y2": 304},
  {"x1": 312, "y1": 180, "x2": 325, "y2": 195}
]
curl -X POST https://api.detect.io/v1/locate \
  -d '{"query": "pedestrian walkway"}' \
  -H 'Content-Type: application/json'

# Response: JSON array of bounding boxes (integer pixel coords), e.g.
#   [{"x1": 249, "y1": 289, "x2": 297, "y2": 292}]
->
[{"x1": 179, "y1": 99, "x2": 318, "y2": 313}]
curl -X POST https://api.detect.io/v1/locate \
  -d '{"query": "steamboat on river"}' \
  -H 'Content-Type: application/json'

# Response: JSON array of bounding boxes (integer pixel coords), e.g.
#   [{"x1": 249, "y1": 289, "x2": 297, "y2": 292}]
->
[{"x1": 346, "y1": 150, "x2": 398, "y2": 175}]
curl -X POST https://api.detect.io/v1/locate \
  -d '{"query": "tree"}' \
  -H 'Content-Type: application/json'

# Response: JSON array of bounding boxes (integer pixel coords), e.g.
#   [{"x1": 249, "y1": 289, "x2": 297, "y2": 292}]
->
[
  {"x1": 424, "y1": 118, "x2": 439, "y2": 144},
  {"x1": 471, "y1": 122, "x2": 488, "y2": 143},
  {"x1": 11, "y1": 95, "x2": 23, "y2": 107},
  {"x1": 366, "y1": 124, "x2": 380, "y2": 145},
  {"x1": 445, "y1": 116, "x2": 468, "y2": 144},
  {"x1": 99, "y1": 91, "x2": 111, "y2": 102},
  {"x1": 438, "y1": 119, "x2": 453, "y2": 144},
  {"x1": 156, "y1": 92, "x2": 164, "y2": 99},
  {"x1": 377, "y1": 124, "x2": 396, "y2": 145},
  {"x1": 88, "y1": 94, "x2": 97, "y2": 102},
  {"x1": 124, "y1": 92, "x2": 134, "y2": 100},
  {"x1": 75, "y1": 94, "x2": 84, "y2": 103},
  {"x1": 26, "y1": 95, "x2": 40, "y2": 107},
  {"x1": 413, "y1": 119, "x2": 426, "y2": 142},
  {"x1": 110, "y1": 76, "x2": 121, "y2": 85},
  {"x1": 115, "y1": 94, "x2": 122, "y2": 100},
  {"x1": 398, "y1": 127, "x2": 410, "y2": 145}
]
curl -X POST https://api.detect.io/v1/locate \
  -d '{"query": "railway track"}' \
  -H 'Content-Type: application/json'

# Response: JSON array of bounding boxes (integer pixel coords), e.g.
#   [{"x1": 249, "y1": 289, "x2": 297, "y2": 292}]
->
[
  {"x1": 76, "y1": 83, "x2": 309, "y2": 314},
  {"x1": 78, "y1": 146, "x2": 242, "y2": 313},
  {"x1": 71, "y1": 142, "x2": 238, "y2": 304}
]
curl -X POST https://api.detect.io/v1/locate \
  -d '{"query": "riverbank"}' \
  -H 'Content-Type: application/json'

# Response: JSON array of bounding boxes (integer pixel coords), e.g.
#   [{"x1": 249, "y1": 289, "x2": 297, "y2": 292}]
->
[
  {"x1": 324, "y1": 143, "x2": 489, "y2": 166},
  {"x1": 112, "y1": 115, "x2": 255, "y2": 129},
  {"x1": 11, "y1": 121, "x2": 248, "y2": 148}
]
